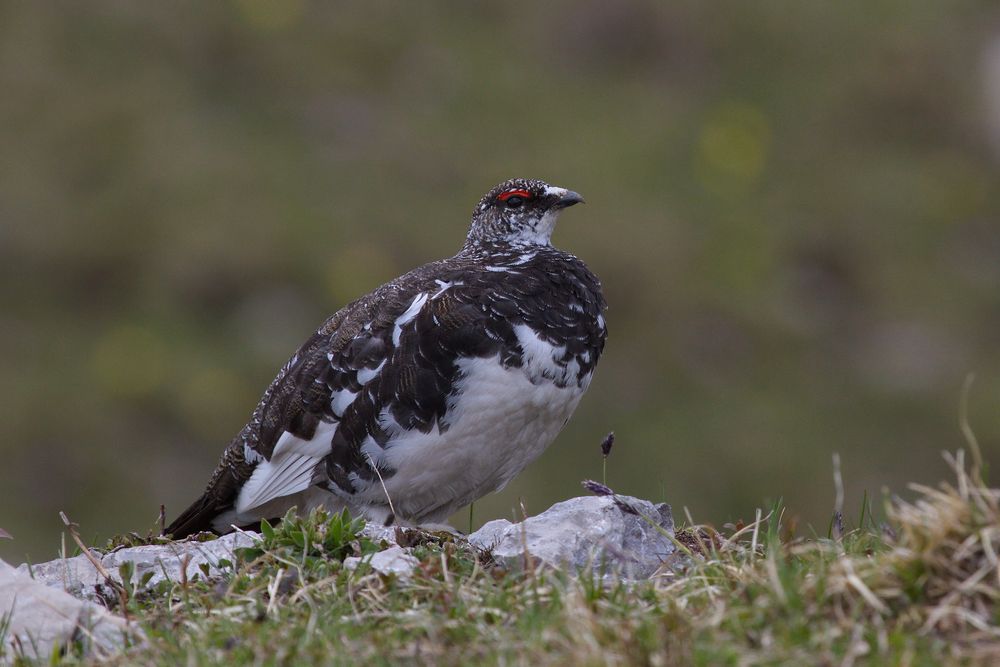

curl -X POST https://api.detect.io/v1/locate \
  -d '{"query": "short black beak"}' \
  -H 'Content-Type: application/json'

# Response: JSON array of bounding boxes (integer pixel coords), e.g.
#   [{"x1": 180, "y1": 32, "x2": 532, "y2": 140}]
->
[{"x1": 553, "y1": 190, "x2": 585, "y2": 209}]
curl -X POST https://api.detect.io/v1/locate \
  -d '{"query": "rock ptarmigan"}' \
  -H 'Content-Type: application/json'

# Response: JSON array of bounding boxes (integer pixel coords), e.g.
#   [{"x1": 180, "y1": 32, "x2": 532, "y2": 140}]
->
[{"x1": 165, "y1": 178, "x2": 607, "y2": 538}]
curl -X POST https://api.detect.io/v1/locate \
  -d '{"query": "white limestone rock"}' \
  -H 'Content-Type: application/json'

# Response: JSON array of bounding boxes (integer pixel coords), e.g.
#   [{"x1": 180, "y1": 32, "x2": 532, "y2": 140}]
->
[
  {"x1": 0, "y1": 558, "x2": 142, "y2": 661},
  {"x1": 102, "y1": 531, "x2": 259, "y2": 590},
  {"x1": 344, "y1": 545, "x2": 420, "y2": 578},
  {"x1": 16, "y1": 531, "x2": 259, "y2": 602},
  {"x1": 15, "y1": 552, "x2": 105, "y2": 602},
  {"x1": 468, "y1": 495, "x2": 674, "y2": 579},
  {"x1": 359, "y1": 523, "x2": 400, "y2": 546}
]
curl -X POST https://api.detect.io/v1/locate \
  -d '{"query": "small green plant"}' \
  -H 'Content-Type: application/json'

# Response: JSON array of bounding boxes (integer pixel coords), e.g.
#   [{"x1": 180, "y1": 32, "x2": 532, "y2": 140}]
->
[{"x1": 237, "y1": 506, "x2": 376, "y2": 570}]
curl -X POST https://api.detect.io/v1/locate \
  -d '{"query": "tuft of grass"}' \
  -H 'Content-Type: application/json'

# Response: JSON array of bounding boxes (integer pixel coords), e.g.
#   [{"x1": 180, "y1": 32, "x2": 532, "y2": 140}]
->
[{"x1": 644, "y1": 448, "x2": 1000, "y2": 665}]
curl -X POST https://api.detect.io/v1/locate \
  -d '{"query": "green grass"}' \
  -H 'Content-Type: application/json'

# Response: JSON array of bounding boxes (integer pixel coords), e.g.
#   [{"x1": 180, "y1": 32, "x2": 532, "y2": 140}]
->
[{"x1": 5, "y1": 449, "x2": 1000, "y2": 665}]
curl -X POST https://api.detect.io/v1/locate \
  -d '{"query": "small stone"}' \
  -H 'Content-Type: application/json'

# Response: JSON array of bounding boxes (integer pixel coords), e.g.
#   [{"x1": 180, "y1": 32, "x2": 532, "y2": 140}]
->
[
  {"x1": 468, "y1": 494, "x2": 674, "y2": 579},
  {"x1": 344, "y1": 546, "x2": 420, "y2": 578},
  {"x1": 359, "y1": 523, "x2": 400, "y2": 546}
]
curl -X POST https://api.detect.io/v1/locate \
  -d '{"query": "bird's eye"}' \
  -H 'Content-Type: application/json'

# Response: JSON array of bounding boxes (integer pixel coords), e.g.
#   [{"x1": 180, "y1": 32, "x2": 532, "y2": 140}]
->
[{"x1": 498, "y1": 188, "x2": 532, "y2": 209}]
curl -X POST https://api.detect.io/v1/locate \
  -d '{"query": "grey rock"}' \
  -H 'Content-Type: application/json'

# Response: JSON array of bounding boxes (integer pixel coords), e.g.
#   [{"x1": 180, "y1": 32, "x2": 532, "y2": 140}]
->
[
  {"x1": 15, "y1": 553, "x2": 104, "y2": 601},
  {"x1": 468, "y1": 495, "x2": 674, "y2": 579},
  {"x1": 16, "y1": 531, "x2": 259, "y2": 602},
  {"x1": 359, "y1": 523, "x2": 400, "y2": 546},
  {"x1": 103, "y1": 530, "x2": 258, "y2": 590},
  {"x1": 0, "y1": 558, "x2": 142, "y2": 661},
  {"x1": 344, "y1": 546, "x2": 419, "y2": 578}
]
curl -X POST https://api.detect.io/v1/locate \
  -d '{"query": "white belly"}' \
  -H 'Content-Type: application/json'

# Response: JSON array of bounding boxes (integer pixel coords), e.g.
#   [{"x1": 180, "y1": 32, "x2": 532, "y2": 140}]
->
[{"x1": 358, "y1": 353, "x2": 590, "y2": 523}]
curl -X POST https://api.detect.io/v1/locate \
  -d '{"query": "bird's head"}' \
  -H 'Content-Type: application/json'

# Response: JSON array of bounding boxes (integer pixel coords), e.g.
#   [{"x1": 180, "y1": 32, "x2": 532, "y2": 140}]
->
[{"x1": 466, "y1": 178, "x2": 584, "y2": 248}]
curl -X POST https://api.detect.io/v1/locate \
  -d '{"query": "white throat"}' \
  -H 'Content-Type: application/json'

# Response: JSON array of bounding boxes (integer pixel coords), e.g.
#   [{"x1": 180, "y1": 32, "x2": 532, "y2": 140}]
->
[{"x1": 507, "y1": 208, "x2": 562, "y2": 246}]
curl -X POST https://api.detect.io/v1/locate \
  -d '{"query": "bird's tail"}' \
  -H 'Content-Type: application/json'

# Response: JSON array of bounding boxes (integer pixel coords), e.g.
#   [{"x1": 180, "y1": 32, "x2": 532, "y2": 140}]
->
[
  {"x1": 163, "y1": 492, "x2": 225, "y2": 539},
  {"x1": 164, "y1": 453, "x2": 248, "y2": 538}
]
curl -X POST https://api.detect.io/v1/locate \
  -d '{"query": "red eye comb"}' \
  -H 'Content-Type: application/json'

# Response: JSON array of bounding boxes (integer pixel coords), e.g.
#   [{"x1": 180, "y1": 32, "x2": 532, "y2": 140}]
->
[{"x1": 498, "y1": 189, "x2": 532, "y2": 201}]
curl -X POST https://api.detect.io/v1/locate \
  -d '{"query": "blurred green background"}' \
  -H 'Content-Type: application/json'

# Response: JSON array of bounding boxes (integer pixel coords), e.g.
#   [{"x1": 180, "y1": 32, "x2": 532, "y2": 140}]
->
[{"x1": 3, "y1": 1, "x2": 1000, "y2": 564}]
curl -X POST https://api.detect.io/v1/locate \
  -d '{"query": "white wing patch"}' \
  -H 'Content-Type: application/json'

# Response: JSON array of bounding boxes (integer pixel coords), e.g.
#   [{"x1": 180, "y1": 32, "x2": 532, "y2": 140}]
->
[
  {"x1": 431, "y1": 279, "x2": 463, "y2": 299},
  {"x1": 331, "y1": 389, "x2": 359, "y2": 417},
  {"x1": 393, "y1": 292, "x2": 428, "y2": 346},
  {"x1": 513, "y1": 324, "x2": 581, "y2": 386},
  {"x1": 235, "y1": 421, "x2": 336, "y2": 514},
  {"x1": 243, "y1": 442, "x2": 264, "y2": 465},
  {"x1": 357, "y1": 359, "x2": 386, "y2": 385}
]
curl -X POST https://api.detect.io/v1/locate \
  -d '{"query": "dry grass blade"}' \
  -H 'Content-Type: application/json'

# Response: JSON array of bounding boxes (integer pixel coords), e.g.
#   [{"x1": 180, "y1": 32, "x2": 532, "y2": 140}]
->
[
  {"x1": 59, "y1": 510, "x2": 130, "y2": 618},
  {"x1": 841, "y1": 558, "x2": 888, "y2": 614}
]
